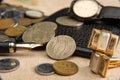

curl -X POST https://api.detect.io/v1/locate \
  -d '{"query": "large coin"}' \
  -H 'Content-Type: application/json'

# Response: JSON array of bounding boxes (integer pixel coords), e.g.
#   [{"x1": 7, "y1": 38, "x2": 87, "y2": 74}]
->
[
  {"x1": 18, "y1": 18, "x2": 32, "y2": 26},
  {"x1": 0, "y1": 34, "x2": 9, "y2": 42},
  {"x1": 5, "y1": 25, "x2": 26, "y2": 37},
  {"x1": 0, "y1": 58, "x2": 20, "y2": 72},
  {"x1": 46, "y1": 35, "x2": 76, "y2": 60},
  {"x1": 25, "y1": 10, "x2": 44, "y2": 18},
  {"x1": 35, "y1": 63, "x2": 55, "y2": 75},
  {"x1": 56, "y1": 16, "x2": 83, "y2": 27},
  {"x1": 0, "y1": 18, "x2": 14, "y2": 30},
  {"x1": 53, "y1": 60, "x2": 78, "y2": 76}
]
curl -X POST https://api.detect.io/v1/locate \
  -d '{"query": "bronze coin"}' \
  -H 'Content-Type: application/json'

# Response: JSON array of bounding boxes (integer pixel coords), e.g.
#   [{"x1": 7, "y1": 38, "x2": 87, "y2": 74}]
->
[
  {"x1": 18, "y1": 18, "x2": 32, "y2": 26},
  {"x1": 56, "y1": 16, "x2": 83, "y2": 27},
  {"x1": 31, "y1": 17, "x2": 46, "y2": 24},
  {"x1": 46, "y1": 35, "x2": 76, "y2": 60},
  {"x1": 5, "y1": 25, "x2": 26, "y2": 37},
  {"x1": 53, "y1": 60, "x2": 78, "y2": 76},
  {"x1": 0, "y1": 18, "x2": 14, "y2": 30}
]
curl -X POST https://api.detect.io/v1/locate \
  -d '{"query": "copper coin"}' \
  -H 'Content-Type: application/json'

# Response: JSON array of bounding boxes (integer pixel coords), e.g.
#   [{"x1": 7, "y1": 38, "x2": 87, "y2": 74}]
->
[
  {"x1": 5, "y1": 25, "x2": 26, "y2": 37},
  {"x1": 56, "y1": 16, "x2": 83, "y2": 27},
  {"x1": 53, "y1": 60, "x2": 78, "y2": 76},
  {"x1": 18, "y1": 18, "x2": 32, "y2": 26},
  {"x1": 0, "y1": 18, "x2": 14, "y2": 30},
  {"x1": 25, "y1": 10, "x2": 44, "y2": 18},
  {"x1": 46, "y1": 35, "x2": 76, "y2": 60}
]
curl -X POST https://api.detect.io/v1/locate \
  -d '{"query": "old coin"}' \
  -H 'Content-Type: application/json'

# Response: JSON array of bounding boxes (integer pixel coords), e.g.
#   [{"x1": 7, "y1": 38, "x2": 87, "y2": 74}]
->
[
  {"x1": 5, "y1": 25, "x2": 26, "y2": 37},
  {"x1": 53, "y1": 60, "x2": 78, "y2": 76},
  {"x1": 56, "y1": 16, "x2": 83, "y2": 27},
  {"x1": 18, "y1": 18, "x2": 32, "y2": 26},
  {"x1": 0, "y1": 58, "x2": 20, "y2": 72},
  {"x1": 46, "y1": 35, "x2": 76, "y2": 60},
  {"x1": 35, "y1": 63, "x2": 54, "y2": 75},
  {"x1": 0, "y1": 18, "x2": 14, "y2": 30},
  {"x1": 25, "y1": 10, "x2": 44, "y2": 18},
  {"x1": 0, "y1": 34, "x2": 9, "y2": 42}
]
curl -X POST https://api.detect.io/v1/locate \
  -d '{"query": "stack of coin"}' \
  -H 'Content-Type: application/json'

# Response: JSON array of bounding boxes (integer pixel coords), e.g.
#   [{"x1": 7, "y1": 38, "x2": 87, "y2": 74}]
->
[
  {"x1": 35, "y1": 61, "x2": 78, "y2": 76},
  {"x1": 22, "y1": 21, "x2": 57, "y2": 44},
  {"x1": 46, "y1": 35, "x2": 76, "y2": 60}
]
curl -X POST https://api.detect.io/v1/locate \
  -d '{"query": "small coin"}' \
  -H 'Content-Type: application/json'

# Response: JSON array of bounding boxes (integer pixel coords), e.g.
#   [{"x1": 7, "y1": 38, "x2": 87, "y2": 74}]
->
[
  {"x1": 18, "y1": 18, "x2": 32, "y2": 26},
  {"x1": 53, "y1": 60, "x2": 78, "y2": 76},
  {"x1": 46, "y1": 35, "x2": 76, "y2": 60},
  {"x1": 0, "y1": 58, "x2": 20, "y2": 72},
  {"x1": 25, "y1": 10, "x2": 44, "y2": 18},
  {"x1": 35, "y1": 63, "x2": 55, "y2": 75},
  {"x1": 56, "y1": 16, "x2": 83, "y2": 27},
  {"x1": 5, "y1": 25, "x2": 26, "y2": 37},
  {"x1": 31, "y1": 17, "x2": 46, "y2": 24},
  {"x1": 2, "y1": 9, "x2": 23, "y2": 19},
  {"x1": 0, "y1": 34, "x2": 9, "y2": 42},
  {"x1": 0, "y1": 18, "x2": 15, "y2": 30}
]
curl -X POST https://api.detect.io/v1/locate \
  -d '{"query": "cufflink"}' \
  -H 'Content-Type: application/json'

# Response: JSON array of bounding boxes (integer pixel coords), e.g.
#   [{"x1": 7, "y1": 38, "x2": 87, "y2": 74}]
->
[
  {"x1": 90, "y1": 51, "x2": 120, "y2": 77},
  {"x1": 88, "y1": 28, "x2": 119, "y2": 56}
]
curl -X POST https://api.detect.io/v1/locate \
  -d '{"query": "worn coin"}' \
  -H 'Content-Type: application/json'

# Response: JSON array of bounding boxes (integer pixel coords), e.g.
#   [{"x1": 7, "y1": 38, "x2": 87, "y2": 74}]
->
[
  {"x1": 0, "y1": 34, "x2": 9, "y2": 42},
  {"x1": 5, "y1": 25, "x2": 26, "y2": 37},
  {"x1": 0, "y1": 18, "x2": 15, "y2": 30},
  {"x1": 18, "y1": 18, "x2": 32, "y2": 26},
  {"x1": 46, "y1": 35, "x2": 76, "y2": 60},
  {"x1": 56, "y1": 16, "x2": 83, "y2": 27},
  {"x1": 0, "y1": 58, "x2": 20, "y2": 72},
  {"x1": 25, "y1": 10, "x2": 44, "y2": 18},
  {"x1": 35, "y1": 63, "x2": 55, "y2": 75},
  {"x1": 53, "y1": 60, "x2": 78, "y2": 76}
]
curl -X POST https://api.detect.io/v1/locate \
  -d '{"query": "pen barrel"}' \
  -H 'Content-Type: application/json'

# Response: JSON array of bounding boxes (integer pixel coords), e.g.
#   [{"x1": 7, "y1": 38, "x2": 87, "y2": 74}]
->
[{"x1": 0, "y1": 42, "x2": 16, "y2": 53}]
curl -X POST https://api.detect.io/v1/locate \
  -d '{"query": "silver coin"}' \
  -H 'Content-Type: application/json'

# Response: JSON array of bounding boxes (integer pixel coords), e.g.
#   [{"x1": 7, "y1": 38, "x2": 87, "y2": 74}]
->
[
  {"x1": 35, "y1": 63, "x2": 54, "y2": 75},
  {"x1": 25, "y1": 10, "x2": 44, "y2": 18},
  {"x1": 56, "y1": 16, "x2": 83, "y2": 27},
  {"x1": 0, "y1": 34, "x2": 9, "y2": 42},
  {"x1": 0, "y1": 58, "x2": 20, "y2": 73},
  {"x1": 46, "y1": 35, "x2": 76, "y2": 60}
]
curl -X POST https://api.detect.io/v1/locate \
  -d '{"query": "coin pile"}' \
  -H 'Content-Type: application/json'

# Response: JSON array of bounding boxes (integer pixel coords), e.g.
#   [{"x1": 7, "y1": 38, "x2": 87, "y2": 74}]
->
[
  {"x1": 0, "y1": 3, "x2": 45, "y2": 42},
  {"x1": 35, "y1": 60, "x2": 78, "y2": 76}
]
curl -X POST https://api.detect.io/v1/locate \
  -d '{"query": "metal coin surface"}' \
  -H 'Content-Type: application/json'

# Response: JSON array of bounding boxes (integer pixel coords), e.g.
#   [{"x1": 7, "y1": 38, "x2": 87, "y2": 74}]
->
[
  {"x1": 2, "y1": 9, "x2": 23, "y2": 19},
  {"x1": 31, "y1": 17, "x2": 46, "y2": 24},
  {"x1": 56, "y1": 16, "x2": 83, "y2": 27},
  {"x1": 0, "y1": 34, "x2": 9, "y2": 42},
  {"x1": 0, "y1": 18, "x2": 14, "y2": 30},
  {"x1": 35, "y1": 63, "x2": 54, "y2": 75},
  {"x1": 18, "y1": 18, "x2": 32, "y2": 26},
  {"x1": 5, "y1": 25, "x2": 26, "y2": 37},
  {"x1": 0, "y1": 58, "x2": 20, "y2": 72},
  {"x1": 46, "y1": 35, "x2": 76, "y2": 60},
  {"x1": 53, "y1": 60, "x2": 78, "y2": 76},
  {"x1": 25, "y1": 10, "x2": 44, "y2": 18}
]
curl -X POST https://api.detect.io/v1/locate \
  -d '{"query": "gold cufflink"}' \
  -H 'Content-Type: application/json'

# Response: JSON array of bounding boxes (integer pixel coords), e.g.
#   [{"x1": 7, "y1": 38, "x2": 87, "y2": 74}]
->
[
  {"x1": 90, "y1": 51, "x2": 120, "y2": 77},
  {"x1": 88, "y1": 28, "x2": 119, "y2": 56}
]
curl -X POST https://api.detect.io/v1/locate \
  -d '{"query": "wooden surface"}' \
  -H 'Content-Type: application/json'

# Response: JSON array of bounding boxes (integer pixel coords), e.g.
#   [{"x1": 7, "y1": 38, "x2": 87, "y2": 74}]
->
[{"x1": 0, "y1": 0, "x2": 120, "y2": 80}]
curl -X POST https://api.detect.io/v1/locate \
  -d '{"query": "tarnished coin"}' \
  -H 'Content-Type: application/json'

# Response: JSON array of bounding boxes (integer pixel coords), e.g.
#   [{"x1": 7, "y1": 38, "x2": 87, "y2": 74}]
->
[
  {"x1": 53, "y1": 60, "x2": 78, "y2": 76},
  {"x1": 35, "y1": 63, "x2": 54, "y2": 75},
  {"x1": 5, "y1": 25, "x2": 26, "y2": 37},
  {"x1": 0, "y1": 34, "x2": 9, "y2": 42},
  {"x1": 0, "y1": 18, "x2": 14, "y2": 30},
  {"x1": 46, "y1": 35, "x2": 76, "y2": 60},
  {"x1": 56, "y1": 16, "x2": 83, "y2": 27},
  {"x1": 18, "y1": 18, "x2": 32, "y2": 26},
  {"x1": 2, "y1": 9, "x2": 23, "y2": 19},
  {"x1": 0, "y1": 58, "x2": 20, "y2": 72},
  {"x1": 25, "y1": 10, "x2": 44, "y2": 18}
]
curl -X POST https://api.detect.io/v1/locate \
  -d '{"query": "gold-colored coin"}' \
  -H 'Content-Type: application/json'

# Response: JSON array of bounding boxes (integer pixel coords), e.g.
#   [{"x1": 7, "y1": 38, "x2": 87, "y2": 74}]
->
[
  {"x1": 0, "y1": 18, "x2": 14, "y2": 30},
  {"x1": 18, "y1": 18, "x2": 32, "y2": 26},
  {"x1": 56, "y1": 16, "x2": 83, "y2": 27},
  {"x1": 31, "y1": 17, "x2": 46, "y2": 24},
  {"x1": 5, "y1": 25, "x2": 26, "y2": 37},
  {"x1": 53, "y1": 60, "x2": 78, "y2": 76},
  {"x1": 46, "y1": 35, "x2": 76, "y2": 60}
]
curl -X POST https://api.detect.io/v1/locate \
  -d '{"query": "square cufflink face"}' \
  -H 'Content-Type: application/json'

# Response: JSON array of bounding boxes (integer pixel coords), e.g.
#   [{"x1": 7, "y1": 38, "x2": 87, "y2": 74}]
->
[
  {"x1": 88, "y1": 28, "x2": 119, "y2": 56},
  {"x1": 90, "y1": 52, "x2": 110, "y2": 77}
]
